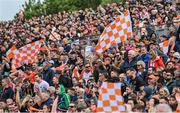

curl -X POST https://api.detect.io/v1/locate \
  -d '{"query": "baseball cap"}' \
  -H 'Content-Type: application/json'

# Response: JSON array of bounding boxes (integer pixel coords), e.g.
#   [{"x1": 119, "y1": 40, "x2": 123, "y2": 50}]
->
[
  {"x1": 148, "y1": 75, "x2": 159, "y2": 80},
  {"x1": 173, "y1": 52, "x2": 180, "y2": 59},
  {"x1": 48, "y1": 60, "x2": 54, "y2": 64}
]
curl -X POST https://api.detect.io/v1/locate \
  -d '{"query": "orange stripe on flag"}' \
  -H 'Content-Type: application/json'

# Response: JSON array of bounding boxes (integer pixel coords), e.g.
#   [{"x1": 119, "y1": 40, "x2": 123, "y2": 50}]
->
[
  {"x1": 97, "y1": 82, "x2": 125, "y2": 112},
  {"x1": 159, "y1": 40, "x2": 169, "y2": 54},
  {"x1": 6, "y1": 45, "x2": 17, "y2": 60},
  {"x1": 11, "y1": 40, "x2": 43, "y2": 70}
]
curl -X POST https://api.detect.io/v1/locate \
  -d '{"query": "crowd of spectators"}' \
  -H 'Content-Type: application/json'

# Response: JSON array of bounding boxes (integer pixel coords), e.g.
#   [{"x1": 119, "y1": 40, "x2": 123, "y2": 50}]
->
[{"x1": 0, "y1": 0, "x2": 180, "y2": 112}]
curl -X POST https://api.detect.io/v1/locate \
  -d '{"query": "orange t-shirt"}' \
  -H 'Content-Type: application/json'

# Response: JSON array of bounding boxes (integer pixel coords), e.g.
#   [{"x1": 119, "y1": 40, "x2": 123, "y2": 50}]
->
[{"x1": 25, "y1": 72, "x2": 36, "y2": 84}]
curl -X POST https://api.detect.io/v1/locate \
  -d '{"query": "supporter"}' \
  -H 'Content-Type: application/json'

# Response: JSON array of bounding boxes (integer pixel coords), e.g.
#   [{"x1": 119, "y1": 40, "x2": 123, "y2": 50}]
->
[
  {"x1": 136, "y1": 60, "x2": 148, "y2": 80},
  {"x1": 126, "y1": 68, "x2": 146, "y2": 91},
  {"x1": 34, "y1": 73, "x2": 49, "y2": 93},
  {"x1": 149, "y1": 49, "x2": 165, "y2": 71},
  {"x1": 42, "y1": 62, "x2": 55, "y2": 86},
  {"x1": 121, "y1": 50, "x2": 139, "y2": 71},
  {"x1": 140, "y1": 46, "x2": 150, "y2": 70},
  {"x1": 0, "y1": 77, "x2": 14, "y2": 101}
]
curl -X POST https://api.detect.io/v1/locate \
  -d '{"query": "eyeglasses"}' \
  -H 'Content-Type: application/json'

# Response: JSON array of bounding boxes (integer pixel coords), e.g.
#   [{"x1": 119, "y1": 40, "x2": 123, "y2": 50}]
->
[{"x1": 137, "y1": 64, "x2": 141, "y2": 66}]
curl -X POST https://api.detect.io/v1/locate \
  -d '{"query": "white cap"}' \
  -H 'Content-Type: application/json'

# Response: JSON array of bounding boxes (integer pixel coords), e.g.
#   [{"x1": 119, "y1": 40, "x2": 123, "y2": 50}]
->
[
  {"x1": 173, "y1": 52, "x2": 180, "y2": 59},
  {"x1": 49, "y1": 60, "x2": 54, "y2": 64}
]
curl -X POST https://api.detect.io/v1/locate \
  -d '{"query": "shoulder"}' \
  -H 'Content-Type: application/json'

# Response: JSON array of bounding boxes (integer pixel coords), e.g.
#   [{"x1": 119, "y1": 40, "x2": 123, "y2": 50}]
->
[{"x1": 41, "y1": 80, "x2": 49, "y2": 85}]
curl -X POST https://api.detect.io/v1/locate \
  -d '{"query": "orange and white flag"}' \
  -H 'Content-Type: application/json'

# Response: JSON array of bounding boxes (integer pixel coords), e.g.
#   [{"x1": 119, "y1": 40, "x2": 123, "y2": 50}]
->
[
  {"x1": 96, "y1": 10, "x2": 132, "y2": 53},
  {"x1": 11, "y1": 40, "x2": 43, "y2": 70},
  {"x1": 6, "y1": 45, "x2": 18, "y2": 60},
  {"x1": 159, "y1": 40, "x2": 169, "y2": 55},
  {"x1": 72, "y1": 66, "x2": 82, "y2": 79},
  {"x1": 97, "y1": 82, "x2": 125, "y2": 112}
]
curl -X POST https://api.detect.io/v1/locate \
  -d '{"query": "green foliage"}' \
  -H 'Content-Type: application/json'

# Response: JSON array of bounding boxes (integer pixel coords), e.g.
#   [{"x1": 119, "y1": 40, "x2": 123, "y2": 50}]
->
[
  {"x1": 22, "y1": 0, "x2": 122, "y2": 19},
  {"x1": 101, "y1": 0, "x2": 123, "y2": 5}
]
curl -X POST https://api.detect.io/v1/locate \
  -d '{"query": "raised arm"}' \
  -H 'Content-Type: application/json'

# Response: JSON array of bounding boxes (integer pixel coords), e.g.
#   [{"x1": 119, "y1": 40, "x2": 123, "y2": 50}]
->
[{"x1": 15, "y1": 86, "x2": 22, "y2": 109}]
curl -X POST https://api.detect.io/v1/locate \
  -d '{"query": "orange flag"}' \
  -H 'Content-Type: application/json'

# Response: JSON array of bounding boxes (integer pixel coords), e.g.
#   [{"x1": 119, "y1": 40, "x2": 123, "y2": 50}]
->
[
  {"x1": 97, "y1": 82, "x2": 125, "y2": 112},
  {"x1": 11, "y1": 40, "x2": 43, "y2": 70},
  {"x1": 6, "y1": 45, "x2": 17, "y2": 60},
  {"x1": 96, "y1": 10, "x2": 132, "y2": 53}
]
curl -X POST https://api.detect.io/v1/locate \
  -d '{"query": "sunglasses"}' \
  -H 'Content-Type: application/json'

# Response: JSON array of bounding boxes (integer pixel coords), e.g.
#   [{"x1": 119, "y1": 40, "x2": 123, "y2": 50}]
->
[{"x1": 29, "y1": 101, "x2": 34, "y2": 103}]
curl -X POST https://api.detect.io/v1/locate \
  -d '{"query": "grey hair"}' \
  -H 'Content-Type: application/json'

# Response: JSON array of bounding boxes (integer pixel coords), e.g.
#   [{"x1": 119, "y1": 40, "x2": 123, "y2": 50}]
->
[{"x1": 155, "y1": 104, "x2": 172, "y2": 113}]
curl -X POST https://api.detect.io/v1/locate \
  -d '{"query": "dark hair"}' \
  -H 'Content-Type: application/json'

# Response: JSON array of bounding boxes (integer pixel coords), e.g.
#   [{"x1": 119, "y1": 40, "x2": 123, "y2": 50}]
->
[
  {"x1": 152, "y1": 98, "x2": 159, "y2": 106},
  {"x1": 132, "y1": 104, "x2": 144, "y2": 112},
  {"x1": 128, "y1": 98, "x2": 138, "y2": 105},
  {"x1": 160, "y1": 97, "x2": 169, "y2": 103},
  {"x1": 36, "y1": 73, "x2": 42, "y2": 78},
  {"x1": 126, "y1": 67, "x2": 136, "y2": 72}
]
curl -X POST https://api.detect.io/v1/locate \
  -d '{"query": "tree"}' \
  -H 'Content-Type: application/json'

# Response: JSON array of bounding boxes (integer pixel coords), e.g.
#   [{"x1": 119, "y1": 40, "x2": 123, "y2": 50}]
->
[{"x1": 21, "y1": 0, "x2": 122, "y2": 19}]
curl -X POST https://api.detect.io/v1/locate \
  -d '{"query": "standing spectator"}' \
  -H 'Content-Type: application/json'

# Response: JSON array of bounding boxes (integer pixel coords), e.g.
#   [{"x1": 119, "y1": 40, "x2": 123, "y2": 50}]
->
[
  {"x1": 121, "y1": 50, "x2": 139, "y2": 71},
  {"x1": 34, "y1": 73, "x2": 49, "y2": 93},
  {"x1": 136, "y1": 61, "x2": 148, "y2": 80},
  {"x1": 140, "y1": 46, "x2": 150, "y2": 70},
  {"x1": 0, "y1": 77, "x2": 14, "y2": 101},
  {"x1": 126, "y1": 68, "x2": 146, "y2": 91},
  {"x1": 42, "y1": 62, "x2": 55, "y2": 86}
]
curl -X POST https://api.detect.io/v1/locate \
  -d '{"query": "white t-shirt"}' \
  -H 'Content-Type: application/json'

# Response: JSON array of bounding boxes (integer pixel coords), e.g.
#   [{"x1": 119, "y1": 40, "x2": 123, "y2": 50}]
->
[{"x1": 34, "y1": 80, "x2": 49, "y2": 92}]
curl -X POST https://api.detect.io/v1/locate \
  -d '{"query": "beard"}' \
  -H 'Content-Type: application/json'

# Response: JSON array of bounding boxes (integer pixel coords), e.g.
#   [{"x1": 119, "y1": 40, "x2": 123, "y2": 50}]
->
[
  {"x1": 170, "y1": 103, "x2": 178, "y2": 111},
  {"x1": 166, "y1": 78, "x2": 172, "y2": 82}
]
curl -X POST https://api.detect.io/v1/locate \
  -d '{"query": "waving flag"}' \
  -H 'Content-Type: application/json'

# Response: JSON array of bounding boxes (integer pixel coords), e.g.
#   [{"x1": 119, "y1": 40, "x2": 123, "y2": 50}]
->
[
  {"x1": 6, "y1": 45, "x2": 18, "y2": 60},
  {"x1": 97, "y1": 82, "x2": 125, "y2": 112},
  {"x1": 72, "y1": 66, "x2": 82, "y2": 79},
  {"x1": 96, "y1": 10, "x2": 132, "y2": 53},
  {"x1": 11, "y1": 40, "x2": 43, "y2": 70},
  {"x1": 159, "y1": 40, "x2": 169, "y2": 54}
]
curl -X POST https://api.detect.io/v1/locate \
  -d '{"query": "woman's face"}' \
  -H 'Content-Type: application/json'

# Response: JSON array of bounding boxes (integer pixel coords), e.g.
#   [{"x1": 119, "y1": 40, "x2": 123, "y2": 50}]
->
[
  {"x1": 27, "y1": 99, "x2": 34, "y2": 106},
  {"x1": 159, "y1": 89, "x2": 166, "y2": 96},
  {"x1": 149, "y1": 98, "x2": 155, "y2": 107},
  {"x1": 43, "y1": 105, "x2": 49, "y2": 113}
]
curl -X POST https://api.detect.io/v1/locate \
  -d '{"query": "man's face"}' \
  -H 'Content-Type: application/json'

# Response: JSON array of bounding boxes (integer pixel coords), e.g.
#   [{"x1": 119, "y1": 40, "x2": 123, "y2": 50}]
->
[
  {"x1": 1, "y1": 79, "x2": 7, "y2": 87},
  {"x1": 35, "y1": 75, "x2": 40, "y2": 82},
  {"x1": 126, "y1": 70, "x2": 134, "y2": 78},
  {"x1": 104, "y1": 58, "x2": 111, "y2": 65},
  {"x1": 126, "y1": 87, "x2": 132, "y2": 94},
  {"x1": 52, "y1": 77, "x2": 59, "y2": 85},
  {"x1": 167, "y1": 62, "x2": 174, "y2": 69},
  {"x1": 165, "y1": 72, "x2": 172, "y2": 81},
  {"x1": 43, "y1": 62, "x2": 49, "y2": 70},
  {"x1": 141, "y1": 47, "x2": 147, "y2": 55},
  {"x1": 127, "y1": 100, "x2": 134, "y2": 108},
  {"x1": 6, "y1": 99, "x2": 13, "y2": 106},
  {"x1": 148, "y1": 68, "x2": 153, "y2": 74},
  {"x1": 168, "y1": 97, "x2": 177, "y2": 105},
  {"x1": 128, "y1": 53, "x2": 134, "y2": 60},
  {"x1": 111, "y1": 71, "x2": 117, "y2": 77},
  {"x1": 32, "y1": 63, "x2": 37, "y2": 70}
]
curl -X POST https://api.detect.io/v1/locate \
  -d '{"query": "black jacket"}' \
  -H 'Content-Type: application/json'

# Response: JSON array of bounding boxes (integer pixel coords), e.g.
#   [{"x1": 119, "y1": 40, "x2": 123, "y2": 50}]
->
[
  {"x1": 105, "y1": 77, "x2": 120, "y2": 83},
  {"x1": 130, "y1": 76, "x2": 146, "y2": 91}
]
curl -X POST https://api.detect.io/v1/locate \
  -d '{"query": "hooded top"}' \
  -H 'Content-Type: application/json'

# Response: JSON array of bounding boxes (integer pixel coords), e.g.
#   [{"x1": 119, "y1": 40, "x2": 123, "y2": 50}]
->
[{"x1": 58, "y1": 84, "x2": 70, "y2": 110}]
